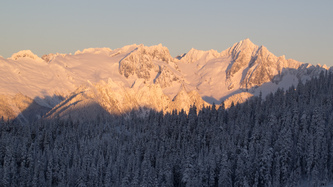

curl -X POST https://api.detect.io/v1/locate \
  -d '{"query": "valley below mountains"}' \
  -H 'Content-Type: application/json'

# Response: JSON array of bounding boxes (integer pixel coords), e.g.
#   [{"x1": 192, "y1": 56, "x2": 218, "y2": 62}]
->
[{"x1": 0, "y1": 39, "x2": 329, "y2": 123}]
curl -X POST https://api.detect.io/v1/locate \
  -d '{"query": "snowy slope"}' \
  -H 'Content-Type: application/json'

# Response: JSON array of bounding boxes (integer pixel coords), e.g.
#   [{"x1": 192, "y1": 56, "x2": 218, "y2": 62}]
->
[
  {"x1": 0, "y1": 39, "x2": 328, "y2": 121},
  {"x1": 45, "y1": 79, "x2": 208, "y2": 120}
]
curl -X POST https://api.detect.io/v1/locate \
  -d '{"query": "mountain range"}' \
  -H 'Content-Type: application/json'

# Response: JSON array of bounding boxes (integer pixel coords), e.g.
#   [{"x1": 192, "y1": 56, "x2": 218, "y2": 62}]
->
[{"x1": 0, "y1": 39, "x2": 329, "y2": 123}]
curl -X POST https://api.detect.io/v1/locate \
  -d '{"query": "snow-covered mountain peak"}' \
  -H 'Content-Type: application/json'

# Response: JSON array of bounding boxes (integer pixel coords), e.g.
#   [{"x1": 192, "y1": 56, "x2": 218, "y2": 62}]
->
[
  {"x1": 279, "y1": 55, "x2": 286, "y2": 60},
  {"x1": 74, "y1": 47, "x2": 113, "y2": 55},
  {"x1": 224, "y1": 39, "x2": 260, "y2": 82},
  {"x1": 222, "y1": 38, "x2": 259, "y2": 60},
  {"x1": 118, "y1": 44, "x2": 174, "y2": 80},
  {"x1": 232, "y1": 38, "x2": 256, "y2": 49},
  {"x1": 117, "y1": 44, "x2": 139, "y2": 52},
  {"x1": 136, "y1": 43, "x2": 173, "y2": 62},
  {"x1": 238, "y1": 38, "x2": 254, "y2": 47},
  {"x1": 180, "y1": 48, "x2": 220, "y2": 64},
  {"x1": 9, "y1": 50, "x2": 43, "y2": 62}
]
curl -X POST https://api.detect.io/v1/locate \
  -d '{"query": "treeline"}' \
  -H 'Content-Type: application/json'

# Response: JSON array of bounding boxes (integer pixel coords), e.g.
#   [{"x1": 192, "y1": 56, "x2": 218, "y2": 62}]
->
[{"x1": 1, "y1": 71, "x2": 333, "y2": 186}]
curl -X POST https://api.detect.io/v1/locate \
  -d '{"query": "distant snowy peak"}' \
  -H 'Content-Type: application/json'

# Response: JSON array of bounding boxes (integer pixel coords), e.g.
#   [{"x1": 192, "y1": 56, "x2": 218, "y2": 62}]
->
[
  {"x1": 181, "y1": 48, "x2": 220, "y2": 64},
  {"x1": 224, "y1": 39, "x2": 261, "y2": 86},
  {"x1": 221, "y1": 38, "x2": 259, "y2": 59},
  {"x1": 136, "y1": 43, "x2": 173, "y2": 62},
  {"x1": 9, "y1": 50, "x2": 43, "y2": 62},
  {"x1": 238, "y1": 45, "x2": 306, "y2": 89},
  {"x1": 219, "y1": 39, "x2": 307, "y2": 90},
  {"x1": 118, "y1": 44, "x2": 174, "y2": 80},
  {"x1": 74, "y1": 47, "x2": 113, "y2": 55}
]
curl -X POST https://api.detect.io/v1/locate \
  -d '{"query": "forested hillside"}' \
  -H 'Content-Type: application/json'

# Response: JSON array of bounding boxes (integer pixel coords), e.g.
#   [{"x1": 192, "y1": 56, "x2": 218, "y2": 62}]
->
[{"x1": 1, "y1": 71, "x2": 333, "y2": 186}]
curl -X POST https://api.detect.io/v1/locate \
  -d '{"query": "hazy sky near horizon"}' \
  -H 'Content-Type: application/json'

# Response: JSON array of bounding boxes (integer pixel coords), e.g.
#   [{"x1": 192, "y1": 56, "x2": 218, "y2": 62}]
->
[{"x1": 1, "y1": 0, "x2": 332, "y2": 65}]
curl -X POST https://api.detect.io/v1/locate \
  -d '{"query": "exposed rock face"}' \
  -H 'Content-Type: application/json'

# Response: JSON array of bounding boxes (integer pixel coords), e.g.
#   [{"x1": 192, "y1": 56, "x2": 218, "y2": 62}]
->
[
  {"x1": 239, "y1": 46, "x2": 303, "y2": 89},
  {"x1": 119, "y1": 44, "x2": 173, "y2": 80},
  {"x1": 240, "y1": 46, "x2": 279, "y2": 88},
  {"x1": 217, "y1": 39, "x2": 303, "y2": 90},
  {"x1": 224, "y1": 38, "x2": 259, "y2": 79},
  {"x1": 154, "y1": 65, "x2": 180, "y2": 88}
]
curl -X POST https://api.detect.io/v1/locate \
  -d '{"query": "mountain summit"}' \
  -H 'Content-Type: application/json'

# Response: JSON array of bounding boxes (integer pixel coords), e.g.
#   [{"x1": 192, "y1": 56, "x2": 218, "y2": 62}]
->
[
  {"x1": 10, "y1": 50, "x2": 44, "y2": 62},
  {"x1": 0, "y1": 39, "x2": 328, "y2": 121}
]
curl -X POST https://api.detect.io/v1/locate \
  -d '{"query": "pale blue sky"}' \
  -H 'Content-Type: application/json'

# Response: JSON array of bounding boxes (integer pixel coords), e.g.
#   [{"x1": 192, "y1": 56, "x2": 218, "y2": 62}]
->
[{"x1": 1, "y1": 0, "x2": 332, "y2": 65}]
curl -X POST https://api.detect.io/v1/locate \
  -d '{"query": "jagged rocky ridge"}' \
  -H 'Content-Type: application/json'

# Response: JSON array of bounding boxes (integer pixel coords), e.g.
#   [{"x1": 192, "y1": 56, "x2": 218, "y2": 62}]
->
[{"x1": 0, "y1": 39, "x2": 329, "y2": 122}]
